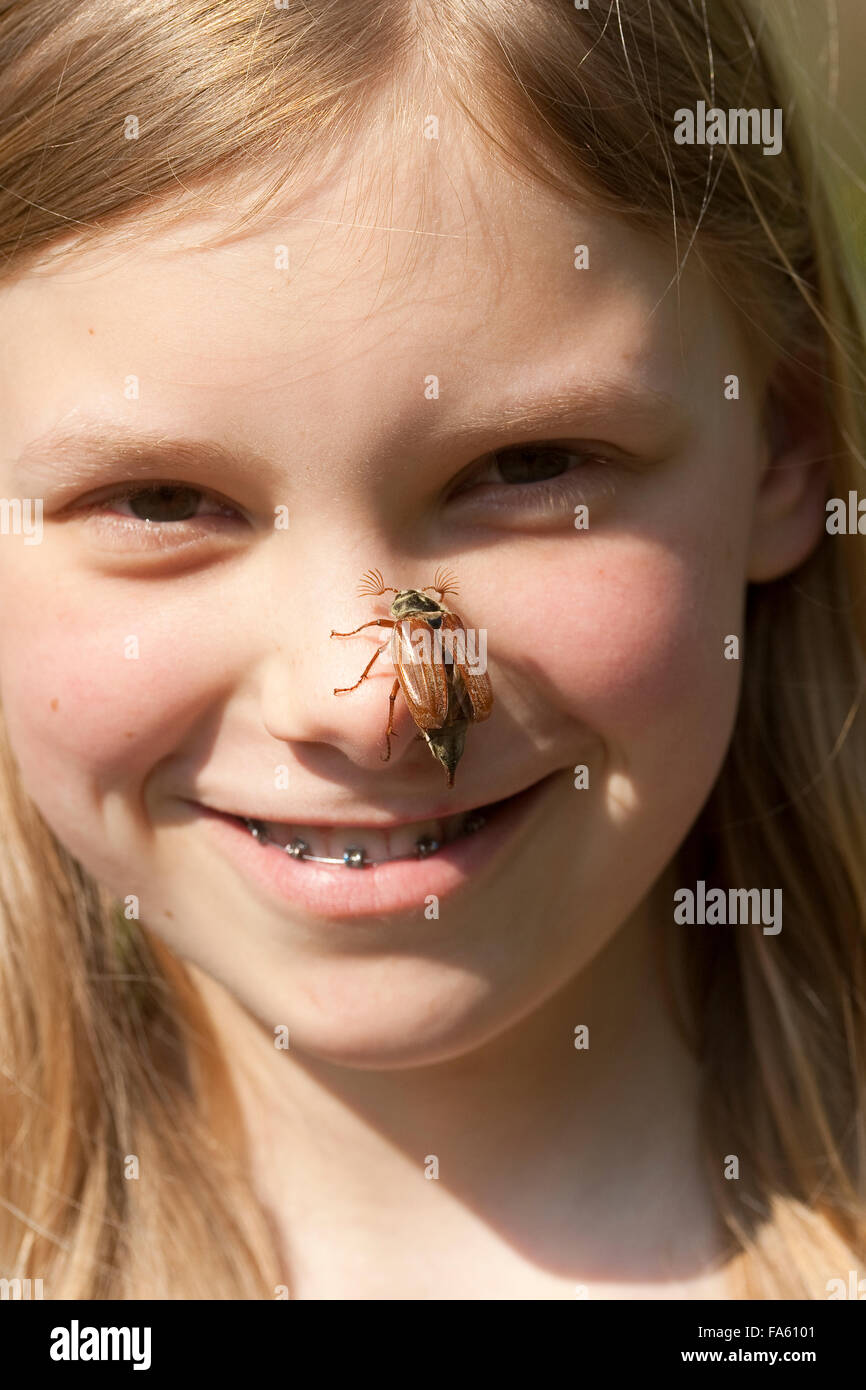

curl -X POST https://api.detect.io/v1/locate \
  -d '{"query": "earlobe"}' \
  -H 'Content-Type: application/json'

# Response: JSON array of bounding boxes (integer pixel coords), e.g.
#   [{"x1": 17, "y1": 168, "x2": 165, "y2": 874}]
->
[{"x1": 746, "y1": 357, "x2": 833, "y2": 583}]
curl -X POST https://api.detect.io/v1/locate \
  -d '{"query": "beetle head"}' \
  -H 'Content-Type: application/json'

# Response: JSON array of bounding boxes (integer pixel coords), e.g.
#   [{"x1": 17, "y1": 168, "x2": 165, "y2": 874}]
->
[{"x1": 390, "y1": 589, "x2": 446, "y2": 620}]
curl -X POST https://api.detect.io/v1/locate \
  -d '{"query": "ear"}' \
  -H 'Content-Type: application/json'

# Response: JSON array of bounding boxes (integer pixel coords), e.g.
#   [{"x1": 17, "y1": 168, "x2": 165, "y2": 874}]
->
[{"x1": 746, "y1": 355, "x2": 833, "y2": 583}]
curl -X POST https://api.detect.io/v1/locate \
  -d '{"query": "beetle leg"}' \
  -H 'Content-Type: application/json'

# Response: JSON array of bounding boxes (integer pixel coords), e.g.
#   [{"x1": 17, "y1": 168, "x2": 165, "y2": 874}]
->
[
  {"x1": 330, "y1": 618, "x2": 396, "y2": 638},
  {"x1": 380, "y1": 679, "x2": 402, "y2": 762},
  {"x1": 334, "y1": 639, "x2": 390, "y2": 694}
]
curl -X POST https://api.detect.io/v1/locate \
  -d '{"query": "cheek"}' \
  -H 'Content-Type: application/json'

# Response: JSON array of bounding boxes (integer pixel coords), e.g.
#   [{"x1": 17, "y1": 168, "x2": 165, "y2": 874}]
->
[
  {"x1": 0, "y1": 581, "x2": 213, "y2": 810},
  {"x1": 500, "y1": 534, "x2": 743, "y2": 758}
]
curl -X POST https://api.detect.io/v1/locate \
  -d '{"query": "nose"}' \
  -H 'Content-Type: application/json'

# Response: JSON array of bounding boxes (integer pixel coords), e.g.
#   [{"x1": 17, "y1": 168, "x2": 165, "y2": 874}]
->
[{"x1": 257, "y1": 590, "x2": 422, "y2": 782}]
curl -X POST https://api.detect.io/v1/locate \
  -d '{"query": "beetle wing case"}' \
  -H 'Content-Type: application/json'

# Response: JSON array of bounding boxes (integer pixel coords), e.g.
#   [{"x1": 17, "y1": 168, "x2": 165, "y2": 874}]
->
[
  {"x1": 390, "y1": 617, "x2": 450, "y2": 729},
  {"x1": 438, "y1": 612, "x2": 493, "y2": 723}
]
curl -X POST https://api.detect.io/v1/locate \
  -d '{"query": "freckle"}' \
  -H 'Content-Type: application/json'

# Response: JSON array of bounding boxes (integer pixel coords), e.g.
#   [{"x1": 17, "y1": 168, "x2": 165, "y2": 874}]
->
[
  {"x1": 88, "y1": 327, "x2": 95, "y2": 335},
  {"x1": 164, "y1": 909, "x2": 174, "y2": 919},
  {"x1": 50, "y1": 698, "x2": 59, "y2": 711},
  {"x1": 124, "y1": 731, "x2": 136, "y2": 738}
]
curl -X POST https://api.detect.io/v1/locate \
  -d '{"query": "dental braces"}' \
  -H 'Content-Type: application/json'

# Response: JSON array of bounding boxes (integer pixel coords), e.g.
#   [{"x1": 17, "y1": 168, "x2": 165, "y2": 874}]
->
[{"x1": 243, "y1": 810, "x2": 487, "y2": 868}]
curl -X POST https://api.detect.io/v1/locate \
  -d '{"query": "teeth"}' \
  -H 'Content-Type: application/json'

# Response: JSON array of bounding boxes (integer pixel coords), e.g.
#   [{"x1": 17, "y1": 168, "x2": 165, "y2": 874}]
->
[
  {"x1": 267, "y1": 817, "x2": 450, "y2": 859},
  {"x1": 243, "y1": 804, "x2": 489, "y2": 864}
]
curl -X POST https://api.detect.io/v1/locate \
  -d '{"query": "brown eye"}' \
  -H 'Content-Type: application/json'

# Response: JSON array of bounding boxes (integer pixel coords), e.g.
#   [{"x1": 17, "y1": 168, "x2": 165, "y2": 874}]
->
[
  {"x1": 125, "y1": 485, "x2": 203, "y2": 521},
  {"x1": 491, "y1": 447, "x2": 576, "y2": 484}
]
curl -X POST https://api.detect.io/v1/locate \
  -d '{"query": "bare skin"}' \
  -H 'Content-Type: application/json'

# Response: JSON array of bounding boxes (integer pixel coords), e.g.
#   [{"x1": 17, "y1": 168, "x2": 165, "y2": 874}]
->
[{"x1": 0, "y1": 106, "x2": 827, "y2": 1297}]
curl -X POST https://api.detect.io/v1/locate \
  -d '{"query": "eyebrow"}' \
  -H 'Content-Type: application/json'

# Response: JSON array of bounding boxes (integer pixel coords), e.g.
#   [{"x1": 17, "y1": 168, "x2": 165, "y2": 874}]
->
[
  {"x1": 425, "y1": 379, "x2": 690, "y2": 446},
  {"x1": 9, "y1": 422, "x2": 278, "y2": 493},
  {"x1": 10, "y1": 378, "x2": 689, "y2": 491}
]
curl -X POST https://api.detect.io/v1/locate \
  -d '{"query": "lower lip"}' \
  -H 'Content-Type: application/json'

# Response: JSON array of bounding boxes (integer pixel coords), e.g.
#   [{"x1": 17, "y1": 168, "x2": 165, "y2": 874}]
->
[{"x1": 196, "y1": 776, "x2": 557, "y2": 920}]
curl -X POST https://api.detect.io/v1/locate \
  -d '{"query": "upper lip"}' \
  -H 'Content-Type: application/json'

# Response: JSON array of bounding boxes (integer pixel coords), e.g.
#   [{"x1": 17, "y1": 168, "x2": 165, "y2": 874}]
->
[{"x1": 191, "y1": 774, "x2": 546, "y2": 829}]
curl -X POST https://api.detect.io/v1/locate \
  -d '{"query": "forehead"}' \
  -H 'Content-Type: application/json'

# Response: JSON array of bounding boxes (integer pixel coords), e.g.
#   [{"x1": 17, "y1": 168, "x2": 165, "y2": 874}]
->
[{"x1": 0, "y1": 113, "x2": 746, "y2": 460}]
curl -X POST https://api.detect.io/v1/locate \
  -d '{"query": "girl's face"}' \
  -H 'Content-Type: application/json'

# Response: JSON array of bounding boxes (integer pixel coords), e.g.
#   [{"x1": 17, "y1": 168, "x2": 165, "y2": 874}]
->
[{"x1": 0, "y1": 125, "x2": 787, "y2": 1065}]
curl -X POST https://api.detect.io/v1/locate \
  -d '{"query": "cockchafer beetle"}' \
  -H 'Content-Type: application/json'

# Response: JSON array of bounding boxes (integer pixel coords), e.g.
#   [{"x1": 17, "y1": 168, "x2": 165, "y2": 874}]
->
[{"x1": 330, "y1": 567, "x2": 493, "y2": 787}]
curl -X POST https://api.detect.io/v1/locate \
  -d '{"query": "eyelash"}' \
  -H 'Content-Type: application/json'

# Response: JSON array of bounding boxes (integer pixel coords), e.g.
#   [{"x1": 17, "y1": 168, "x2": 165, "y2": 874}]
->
[
  {"x1": 77, "y1": 480, "x2": 246, "y2": 550},
  {"x1": 449, "y1": 445, "x2": 615, "y2": 516},
  {"x1": 77, "y1": 444, "x2": 616, "y2": 546},
  {"x1": 86, "y1": 481, "x2": 238, "y2": 522}
]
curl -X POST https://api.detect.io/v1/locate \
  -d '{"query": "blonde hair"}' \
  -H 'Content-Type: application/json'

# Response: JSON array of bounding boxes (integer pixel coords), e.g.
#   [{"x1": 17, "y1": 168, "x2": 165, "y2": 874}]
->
[{"x1": 1, "y1": 0, "x2": 864, "y2": 1298}]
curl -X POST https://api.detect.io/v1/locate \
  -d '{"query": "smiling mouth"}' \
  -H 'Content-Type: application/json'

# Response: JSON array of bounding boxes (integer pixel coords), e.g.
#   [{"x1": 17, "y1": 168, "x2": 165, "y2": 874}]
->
[{"x1": 238, "y1": 796, "x2": 509, "y2": 868}]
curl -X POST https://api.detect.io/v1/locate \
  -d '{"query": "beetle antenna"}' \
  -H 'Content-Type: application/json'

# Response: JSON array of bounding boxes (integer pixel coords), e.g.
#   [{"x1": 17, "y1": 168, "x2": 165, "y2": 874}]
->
[
  {"x1": 424, "y1": 566, "x2": 459, "y2": 599},
  {"x1": 357, "y1": 567, "x2": 398, "y2": 598}
]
